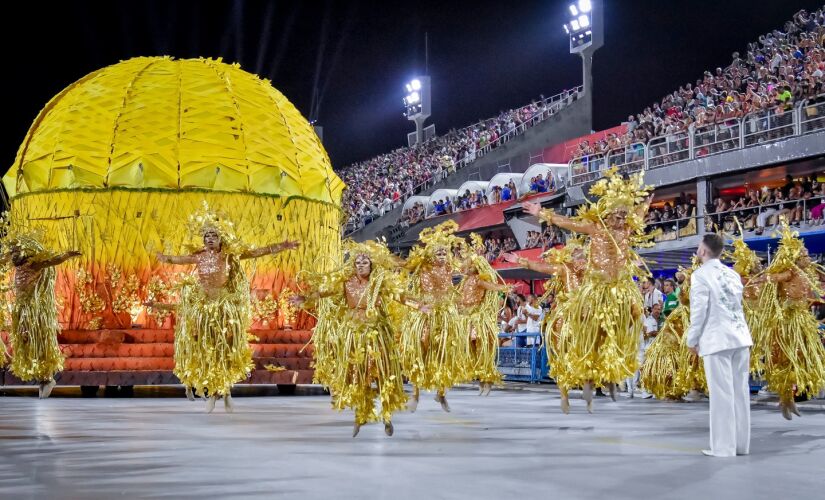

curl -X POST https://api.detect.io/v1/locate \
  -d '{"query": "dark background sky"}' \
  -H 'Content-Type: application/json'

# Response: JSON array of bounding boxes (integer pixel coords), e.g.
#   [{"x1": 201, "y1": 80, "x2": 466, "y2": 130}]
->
[{"x1": 3, "y1": 0, "x2": 823, "y2": 170}]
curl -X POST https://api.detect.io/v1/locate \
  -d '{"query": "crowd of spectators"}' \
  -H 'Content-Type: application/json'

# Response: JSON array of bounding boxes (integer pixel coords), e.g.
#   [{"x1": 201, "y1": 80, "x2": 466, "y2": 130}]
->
[
  {"x1": 570, "y1": 8, "x2": 825, "y2": 170},
  {"x1": 341, "y1": 90, "x2": 579, "y2": 232},
  {"x1": 482, "y1": 235, "x2": 518, "y2": 263},
  {"x1": 705, "y1": 173, "x2": 825, "y2": 235}
]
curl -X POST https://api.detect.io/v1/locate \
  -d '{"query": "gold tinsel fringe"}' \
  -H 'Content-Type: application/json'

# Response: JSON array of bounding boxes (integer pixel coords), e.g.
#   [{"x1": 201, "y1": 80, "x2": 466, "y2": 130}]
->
[
  {"x1": 462, "y1": 297, "x2": 502, "y2": 385},
  {"x1": 753, "y1": 287, "x2": 825, "y2": 404},
  {"x1": 401, "y1": 301, "x2": 466, "y2": 392},
  {"x1": 9, "y1": 266, "x2": 64, "y2": 382},
  {"x1": 558, "y1": 273, "x2": 643, "y2": 385},
  {"x1": 173, "y1": 258, "x2": 253, "y2": 397}
]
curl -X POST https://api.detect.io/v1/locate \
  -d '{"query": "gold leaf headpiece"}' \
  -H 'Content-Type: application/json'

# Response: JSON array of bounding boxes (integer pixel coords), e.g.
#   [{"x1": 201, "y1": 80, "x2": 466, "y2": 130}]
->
[
  {"x1": 185, "y1": 201, "x2": 246, "y2": 254},
  {"x1": 343, "y1": 238, "x2": 399, "y2": 271},
  {"x1": 769, "y1": 216, "x2": 807, "y2": 273},
  {"x1": 0, "y1": 211, "x2": 46, "y2": 262}
]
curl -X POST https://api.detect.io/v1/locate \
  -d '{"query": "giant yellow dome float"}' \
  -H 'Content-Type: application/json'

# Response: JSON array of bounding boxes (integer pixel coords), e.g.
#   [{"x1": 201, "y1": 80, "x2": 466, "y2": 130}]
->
[{"x1": 3, "y1": 56, "x2": 344, "y2": 330}]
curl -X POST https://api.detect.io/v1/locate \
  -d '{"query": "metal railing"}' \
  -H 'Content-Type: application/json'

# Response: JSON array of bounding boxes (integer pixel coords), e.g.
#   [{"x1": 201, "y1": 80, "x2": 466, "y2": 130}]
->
[
  {"x1": 569, "y1": 142, "x2": 645, "y2": 185},
  {"x1": 343, "y1": 85, "x2": 584, "y2": 235},
  {"x1": 703, "y1": 194, "x2": 825, "y2": 233},
  {"x1": 568, "y1": 95, "x2": 825, "y2": 186}
]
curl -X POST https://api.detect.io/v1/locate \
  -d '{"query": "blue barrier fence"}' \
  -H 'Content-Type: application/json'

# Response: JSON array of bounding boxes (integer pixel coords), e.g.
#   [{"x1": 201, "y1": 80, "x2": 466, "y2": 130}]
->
[{"x1": 497, "y1": 332, "x2": 548, "y2": 383}]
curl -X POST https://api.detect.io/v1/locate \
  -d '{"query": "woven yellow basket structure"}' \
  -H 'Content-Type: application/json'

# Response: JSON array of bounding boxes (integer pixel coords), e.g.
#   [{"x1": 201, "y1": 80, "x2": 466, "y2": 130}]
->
[{"x1": 3, "y1": 56, "x2": 344, "y2": 330}]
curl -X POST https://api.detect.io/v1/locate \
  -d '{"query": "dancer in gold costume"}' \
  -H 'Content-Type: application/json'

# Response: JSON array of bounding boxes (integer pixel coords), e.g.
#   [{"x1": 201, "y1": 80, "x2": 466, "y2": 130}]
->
[
  {"x1": 401, "y1": 221, "x2": 465, "y2": 412},
  {"x1": 502, "y1": 241, "x2": 587, "y2": 413},
  {"x1": 458, "y1": 234, "x2": 509, "y2": 396},
  {"x1": 640, "y1": 259, "x2": 707, "y2": 400},
  {"x1": 150, "y1": 203, "x2": 298, "y2": 413},
  {"x1": 728, "y1": 223, "x2": 765, "y2": 372},
  {"x1": 523, "y1": 169, "x2": 653, "y2": 412},
  {"x1": 293, "y1": 240, "x2": 423, "y2": 437},
  {"x1": 751, "y1": 219, "x2": 825, "y2": 420},
  {"x1": 0, "y1": 221, "x2": 80, "y2": 398}
]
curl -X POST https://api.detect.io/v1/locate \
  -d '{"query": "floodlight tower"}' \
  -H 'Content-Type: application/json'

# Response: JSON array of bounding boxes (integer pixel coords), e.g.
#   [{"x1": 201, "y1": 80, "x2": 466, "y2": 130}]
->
[
  {"x1": 403, "y1": 76, "x2": 432, "y2": 146},
  {"x1": 563, "y1": 0, "x2": 603, "y2": 100}
]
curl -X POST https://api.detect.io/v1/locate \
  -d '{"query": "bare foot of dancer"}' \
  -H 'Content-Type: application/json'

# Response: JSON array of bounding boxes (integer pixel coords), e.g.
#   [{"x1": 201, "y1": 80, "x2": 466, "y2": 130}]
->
[
  {"x1": 435, "y1": 391, "x2": 451, "y2": 412},
  {"x1": 185, "y1": 386, "x2": 195, "y2": 401},
  {"x1": 582, "y1": 382, "x2": 594, "y2": 414},
  {"x1": 224, "y1": 393, "x2": 234, "y2": 413},
  {"x1": 408, "y1": 387, "x2": 420, "y2": 413},
  {"x1": 39, "y1": 379, "x2": 57, "y2": 399},
  {"x1": 206, "y1": 395, "x2": 218, "y2": 413}
]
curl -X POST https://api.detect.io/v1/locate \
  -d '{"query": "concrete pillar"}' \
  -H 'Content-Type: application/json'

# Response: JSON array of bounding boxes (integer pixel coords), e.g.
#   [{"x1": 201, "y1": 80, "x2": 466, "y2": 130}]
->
[{"x1": 696, "y1": 177, "x2": 709, "y2": 236}]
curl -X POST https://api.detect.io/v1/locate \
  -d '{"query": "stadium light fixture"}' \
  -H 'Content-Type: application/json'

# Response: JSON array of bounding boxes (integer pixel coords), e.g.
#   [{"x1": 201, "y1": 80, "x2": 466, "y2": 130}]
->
[
  {"x1": 403, "y1": 76, "x2": 432, "y2": 146},
  {"x1": 562, "y1": 0, "x2": 603, "y2": 101}
]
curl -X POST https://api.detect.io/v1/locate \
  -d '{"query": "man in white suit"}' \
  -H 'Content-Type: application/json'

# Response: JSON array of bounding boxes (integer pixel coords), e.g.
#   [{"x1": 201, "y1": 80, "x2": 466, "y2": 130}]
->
[{"x1": 685, "y1": 233, "x2": 753, "y2": 457}]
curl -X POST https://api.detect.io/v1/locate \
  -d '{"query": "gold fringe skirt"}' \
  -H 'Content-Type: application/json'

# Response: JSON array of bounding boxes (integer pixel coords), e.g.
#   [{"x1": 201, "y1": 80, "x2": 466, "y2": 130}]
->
[
  {"x1": 545, "y1": 303, "x2": 575, "y2": 395},
  {"x1": 174, "y1": 285, "x2": 254, "y2": 397},
  {"x1": 757, "y1": 299, "x2": 825, "y2": 404},
  {"x1": 559, "y1": 273, "x2": 643, "y2": 386},
  {"x1": 401, "y1": 301, "x2": 465, "y2": 392},
  {"x1": 9, "y1": 277, "x2": 64, "y2": 382},
  {"x1": 317, "y1": 310, "x2": 407, "y2": 424},
  {"x1": 640, "y1": 307, "x2": 705, "y2": 399},
  {"x1": 461, "y1": 305, "x2": 502, "y2": 385}
]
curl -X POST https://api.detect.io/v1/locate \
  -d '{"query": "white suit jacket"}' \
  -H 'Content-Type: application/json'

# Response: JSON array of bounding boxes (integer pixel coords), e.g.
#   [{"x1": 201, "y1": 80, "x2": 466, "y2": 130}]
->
[{"x1": 685, "y1": 259, "x2": 752, "y2": 356}]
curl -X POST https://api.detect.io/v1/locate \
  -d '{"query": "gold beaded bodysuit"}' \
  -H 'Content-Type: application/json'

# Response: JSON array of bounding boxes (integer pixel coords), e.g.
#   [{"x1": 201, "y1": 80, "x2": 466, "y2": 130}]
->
[
  {"x1": 303, "y1": 242, "x2": 409, "y2": 427},
  {"x1": 174, "y1": 249, "x2": 254, "y2": 397},
  {"x1": 640, "y1": 261, "x2": 706, "y2": 399},
  {"x1": 538, "y1": 170, "x2": 651, "y2": 388},
  {"x1": 753, "y1": 222, "x2": 825, "y2": 411},
  {"x1": 8, "y1": 260, "x2": 64, "y2": 382},
  {"x1": 400, "y1": 223, "x2": 466, "y2": 394},
  {"x1": 458, "y1": 244, "x2": 506, "y2": 386}
]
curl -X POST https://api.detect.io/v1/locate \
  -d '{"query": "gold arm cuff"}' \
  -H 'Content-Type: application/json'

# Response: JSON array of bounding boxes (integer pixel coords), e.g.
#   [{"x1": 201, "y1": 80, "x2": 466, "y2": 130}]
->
[{"x1": 538, "y1": 209, "x2": 555, "y2": 224}]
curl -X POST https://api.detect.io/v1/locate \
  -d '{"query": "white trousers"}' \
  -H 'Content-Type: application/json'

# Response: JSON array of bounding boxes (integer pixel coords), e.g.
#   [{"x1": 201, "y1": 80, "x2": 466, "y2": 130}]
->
[
  {"x1": 702, "y1": 347, "x2": 751, "y2": 457},
  {"x1": 756, "y1": 208, "x2": 777, "y2": 228}
]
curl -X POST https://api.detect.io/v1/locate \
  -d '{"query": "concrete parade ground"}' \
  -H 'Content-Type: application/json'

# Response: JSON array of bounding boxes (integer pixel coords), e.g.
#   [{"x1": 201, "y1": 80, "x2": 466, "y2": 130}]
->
[{"x1": 0, "y1": 384, "x2": 823, "y2": 500}]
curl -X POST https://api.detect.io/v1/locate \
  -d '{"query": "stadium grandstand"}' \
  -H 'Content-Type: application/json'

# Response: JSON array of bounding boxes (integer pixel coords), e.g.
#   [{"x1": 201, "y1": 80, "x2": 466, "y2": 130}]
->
[{"x1": 349, "y1": 4, "x2": 825, "y2": 294}]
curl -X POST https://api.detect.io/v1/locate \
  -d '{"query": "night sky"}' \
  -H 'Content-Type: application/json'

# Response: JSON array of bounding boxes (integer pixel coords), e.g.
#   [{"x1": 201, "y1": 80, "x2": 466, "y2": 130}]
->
[{"x1": 3, "y1": 0, "x2": 823, "y2": 171}]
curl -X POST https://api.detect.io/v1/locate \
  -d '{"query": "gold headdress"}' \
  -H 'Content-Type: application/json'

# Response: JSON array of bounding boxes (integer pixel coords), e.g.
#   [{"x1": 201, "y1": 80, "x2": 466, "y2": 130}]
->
[
  {"x1": 418, "y1": 220, "x2": 460, "y2": 252},
  {"x1": 724, "y1": 218, "x2": 761, "y2": 277},
  {"x1": 769, "y1": 217, "x2": 807, "y2": 274},
  {"x1": 0, "y1": 211, "x2": 47, "y2": 263},
  {"x1": 185, "y1": 201, "x2": 246, "y2": 254},
  {"x1": 577, "y1": 168, "x2": 655, "y2": 247},
  {"x1": 343, "y1": 238, "x2": 400, "y2": 271},
  {"x1": 406, "y1": 220, "x2": 462, "y2": 270}
]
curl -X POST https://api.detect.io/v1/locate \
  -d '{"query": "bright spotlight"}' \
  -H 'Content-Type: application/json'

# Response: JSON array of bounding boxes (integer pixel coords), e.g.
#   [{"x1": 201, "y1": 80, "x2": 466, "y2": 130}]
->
[
  {"x1": 407, "y1": 91, "x2": 420, "y2": 104},
  {"x1": 563, "y1": 24, "x2": 570, "y2": 34},
  {"x1": 570, "y1": 19, "x2": 580, "y2": 31},
  {"x1": 568, "y1": 4, "x2": 578, "y2": 16},
  {"x1": 405, "y1": 83, "x2": 412, "y2": 93},
  {"x1": 578, "y1": 0, "x2": 591, "y2": 13},
  {"x1": 410, "y1": 79, "x2": 422, "y2": 91},
  {"x1": 578, "y1": 15, "x2": 590, "y2": 28}
]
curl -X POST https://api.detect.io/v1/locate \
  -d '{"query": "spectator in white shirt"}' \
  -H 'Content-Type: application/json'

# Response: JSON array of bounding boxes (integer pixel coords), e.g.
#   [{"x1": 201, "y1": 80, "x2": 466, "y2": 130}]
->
[
  {"x1": 523, "y1": 294, "x2": 544, "y2": 346},
  {"x1": 642, "y1": 276, "x2": 665, "y2": 311}
]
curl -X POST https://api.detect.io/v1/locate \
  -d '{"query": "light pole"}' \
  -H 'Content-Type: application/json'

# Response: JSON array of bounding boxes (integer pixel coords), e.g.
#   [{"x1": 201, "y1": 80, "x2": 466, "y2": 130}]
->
[
  {"x1": 403, "y1": 76, "x2": 432, "y2": 147},
  {"x1": 563, "y1": 0, "x2": 603, "y2": 99}
]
